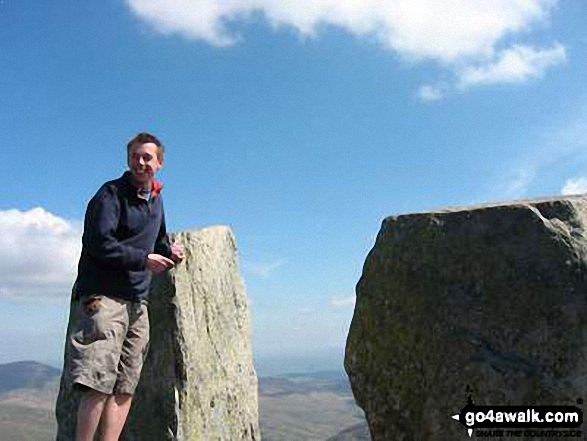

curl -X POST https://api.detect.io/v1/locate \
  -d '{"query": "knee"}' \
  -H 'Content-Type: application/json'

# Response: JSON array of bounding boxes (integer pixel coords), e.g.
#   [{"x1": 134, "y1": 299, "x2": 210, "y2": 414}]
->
[
  {"x1": 76, "y1": 384, "x2": 109, "y2": 402},
  {"x1": 112, "y1": 393, "x2": 133, "y2": 405}
]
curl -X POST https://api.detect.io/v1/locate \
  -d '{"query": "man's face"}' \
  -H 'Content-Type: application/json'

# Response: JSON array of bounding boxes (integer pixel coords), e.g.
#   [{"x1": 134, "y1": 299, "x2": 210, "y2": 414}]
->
[{"x1": 128, "y1": 142, "x2": 163, "y2": 187}]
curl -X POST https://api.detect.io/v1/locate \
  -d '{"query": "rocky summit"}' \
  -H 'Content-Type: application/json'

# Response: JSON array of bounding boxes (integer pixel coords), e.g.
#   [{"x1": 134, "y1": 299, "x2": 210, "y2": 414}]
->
[
  {"x1": 345, "y1": 196, "x2": 587, "y2": 440},
  {"x1": 56, "y1": 226, "x2": 259, "y2": 441}
]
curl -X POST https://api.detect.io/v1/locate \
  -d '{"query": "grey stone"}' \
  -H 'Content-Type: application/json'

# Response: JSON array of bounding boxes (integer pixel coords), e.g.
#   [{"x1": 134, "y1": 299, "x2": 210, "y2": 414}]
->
[
  {"x1": 56, "y1": 226, "x2": 259, "y2": 440},
  {"x1": 345, "y1": 196, "x2": 587, "y2": 440}
]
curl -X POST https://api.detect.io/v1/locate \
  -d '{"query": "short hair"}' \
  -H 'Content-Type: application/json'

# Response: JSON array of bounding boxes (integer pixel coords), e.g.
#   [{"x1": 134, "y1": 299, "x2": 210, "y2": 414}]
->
[{"x1": 127, "y1": 132, "x2": 164, "y2": 161}]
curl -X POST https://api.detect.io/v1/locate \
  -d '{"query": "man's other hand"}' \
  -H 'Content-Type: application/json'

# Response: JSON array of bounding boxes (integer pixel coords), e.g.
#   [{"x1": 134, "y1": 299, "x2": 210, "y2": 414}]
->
[
  {"x1": 147, "y1": 254, "x2": 175, "y2": 273},
  {"x1": 170, "y1": 241, "x2": 186, "y2": 264}
]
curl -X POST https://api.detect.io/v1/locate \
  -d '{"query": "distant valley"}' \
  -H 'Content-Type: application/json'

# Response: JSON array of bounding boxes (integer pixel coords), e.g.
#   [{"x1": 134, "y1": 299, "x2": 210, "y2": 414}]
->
[{"x1": 0, "y1": 361, "x2": 370, "y2": 440}]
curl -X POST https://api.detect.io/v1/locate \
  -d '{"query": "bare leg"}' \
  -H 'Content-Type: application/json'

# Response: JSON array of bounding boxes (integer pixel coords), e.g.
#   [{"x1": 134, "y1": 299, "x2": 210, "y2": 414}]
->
[
  {"x1": 76, "y1": 389, "x2": 108, "y2": 441},
  {"x1": 98, "y1": 393, "x2": 133, "y2": 441}
]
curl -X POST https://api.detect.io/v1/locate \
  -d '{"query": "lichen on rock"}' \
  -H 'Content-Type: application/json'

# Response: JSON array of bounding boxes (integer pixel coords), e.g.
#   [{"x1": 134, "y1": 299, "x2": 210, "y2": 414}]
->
[{"x1": 345, "y1": 196, "x2": 587, "y2": 440}]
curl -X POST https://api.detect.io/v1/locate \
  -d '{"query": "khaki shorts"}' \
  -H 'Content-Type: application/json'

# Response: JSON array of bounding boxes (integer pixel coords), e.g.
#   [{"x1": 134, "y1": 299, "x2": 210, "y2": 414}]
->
[{"x1": 67, "y1": 294, "x2": 149, "y2": 395}]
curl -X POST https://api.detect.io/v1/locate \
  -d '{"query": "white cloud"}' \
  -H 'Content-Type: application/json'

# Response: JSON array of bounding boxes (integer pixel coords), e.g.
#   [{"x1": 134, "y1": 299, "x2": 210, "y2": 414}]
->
[
  {"x1": 562, "y1": 177, "x2": 587, "y2": 195},
  {"x1": 458, "y1": 44, "x2": 566, "y2": 89},
  {"x1": 127, "y1": 1, "x2": 564, "y2": 97},
  {"x1": 0, "y1": 208, "x2": 82, "y2": 302},
  {"x1": 127, "y1": 0, "x2": 556, "y2": 60},
  {"x1": 298, "y1": 306, "x2": 313, "y2": 315},
  {"x1": 328, "y1": 295, "x2": 355, "y2": 307},
  {"x1": 479, "y1": 104, "x2": 587, "y2": 202},
  {"x1": 501, "y1": 165, "x2": 538, "y2": 198},
  {"x1": 246, "y1": 258, "x2": 285, "y2": 278},
  {"x1": 418, "y1": 84, "x2": 446, "y2": 102}
]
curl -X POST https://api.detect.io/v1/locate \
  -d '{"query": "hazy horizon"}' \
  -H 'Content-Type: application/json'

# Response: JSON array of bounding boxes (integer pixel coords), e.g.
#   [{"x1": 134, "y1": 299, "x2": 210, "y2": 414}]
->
[{"x1": 3, "y1": 347, "x2": 347, "y2": 379}]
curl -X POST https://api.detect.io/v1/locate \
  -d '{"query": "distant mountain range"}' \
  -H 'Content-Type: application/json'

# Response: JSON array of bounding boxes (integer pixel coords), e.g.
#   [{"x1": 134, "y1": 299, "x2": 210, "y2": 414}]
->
[
  {"x1": 0, "y1": 361, "x2": 61, "y2": 441},
  {"x1": 0, "y1": 360, "x2": 60, "y2": 394},
  {"x1": 0, "y1": 360, "x2": 370, "y2": 440}
]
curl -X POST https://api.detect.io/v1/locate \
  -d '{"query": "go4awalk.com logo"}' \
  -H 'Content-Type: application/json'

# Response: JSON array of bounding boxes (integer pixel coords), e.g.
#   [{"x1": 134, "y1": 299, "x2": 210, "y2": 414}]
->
[{"x1": 451, "y1": 388, "x2": 583, "y2": 438}]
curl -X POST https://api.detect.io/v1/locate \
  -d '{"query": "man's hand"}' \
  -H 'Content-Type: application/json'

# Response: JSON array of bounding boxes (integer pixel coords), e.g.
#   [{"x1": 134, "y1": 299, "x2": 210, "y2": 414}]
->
[
  {"x1": 170, "y1": 241, "x2": 186, "y2": 264},
  {"x1": 147, "y1": 254, "x2": 175, "y2": 273}
]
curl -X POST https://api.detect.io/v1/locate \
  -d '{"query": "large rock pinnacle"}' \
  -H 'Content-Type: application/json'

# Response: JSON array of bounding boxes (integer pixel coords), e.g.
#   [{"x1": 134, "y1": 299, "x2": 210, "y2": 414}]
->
[
  {"x1": 345, "y1": 197, "x2": 587, "y2": 440},
  {"x1": 56, "y1": 226, "x2": 260, "y2": 440}
]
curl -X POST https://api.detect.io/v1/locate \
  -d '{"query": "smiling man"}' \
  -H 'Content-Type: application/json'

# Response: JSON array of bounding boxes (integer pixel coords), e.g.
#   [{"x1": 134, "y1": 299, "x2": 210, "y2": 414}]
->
[{"x1": 64, "y1": 133, "x2": 185, "y2": 441}]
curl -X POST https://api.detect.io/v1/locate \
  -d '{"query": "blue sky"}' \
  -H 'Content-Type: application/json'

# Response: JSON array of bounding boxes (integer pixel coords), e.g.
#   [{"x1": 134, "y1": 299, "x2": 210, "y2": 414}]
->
[{"x1": 1, "y1": 0, "x2": 586, "y2": 371}]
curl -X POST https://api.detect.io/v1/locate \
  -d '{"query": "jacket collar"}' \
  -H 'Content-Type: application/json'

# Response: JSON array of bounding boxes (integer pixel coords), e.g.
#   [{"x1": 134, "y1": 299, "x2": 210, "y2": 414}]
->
[
  {"x1": 122, "y1": 171, "x2": 163, "y2": 198},
  {"x1": 151, "y1": 178, "x2": 163, "y2": 197}
]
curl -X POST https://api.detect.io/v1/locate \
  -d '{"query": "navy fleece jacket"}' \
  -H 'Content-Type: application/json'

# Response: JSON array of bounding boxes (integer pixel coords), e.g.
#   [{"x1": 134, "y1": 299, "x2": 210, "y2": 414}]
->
[{"x1": 74, "y1": 171, "x2": 172, "y2": 302}]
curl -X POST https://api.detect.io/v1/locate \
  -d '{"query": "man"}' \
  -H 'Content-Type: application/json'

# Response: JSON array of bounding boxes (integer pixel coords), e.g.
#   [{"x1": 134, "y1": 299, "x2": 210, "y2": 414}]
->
[{"x1": 66, "y1": 133, "x2": 185, "y2": 441}]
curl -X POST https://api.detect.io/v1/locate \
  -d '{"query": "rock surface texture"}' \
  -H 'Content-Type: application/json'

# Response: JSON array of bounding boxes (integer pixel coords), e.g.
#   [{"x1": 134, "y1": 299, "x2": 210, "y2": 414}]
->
[
  {"x1": 56, "y1": 226, "x2": 259, "y2": 441},
  {"x1": 345, "y1": 196, "x2": 587, "y2": 440}
]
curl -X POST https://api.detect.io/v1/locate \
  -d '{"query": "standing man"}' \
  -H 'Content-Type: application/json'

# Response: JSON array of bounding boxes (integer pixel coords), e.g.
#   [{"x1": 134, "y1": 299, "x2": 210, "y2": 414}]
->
[{"x1": 66, "y1": 133, "x2": 185, "y2": 441}]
